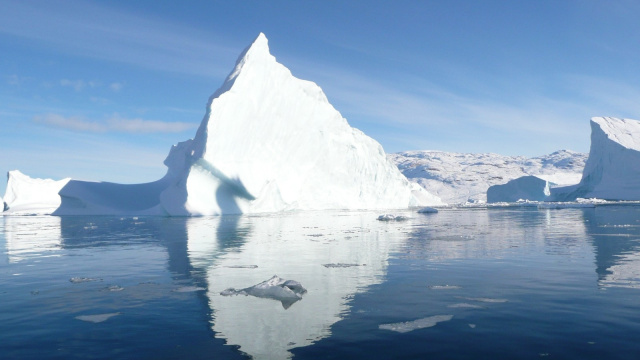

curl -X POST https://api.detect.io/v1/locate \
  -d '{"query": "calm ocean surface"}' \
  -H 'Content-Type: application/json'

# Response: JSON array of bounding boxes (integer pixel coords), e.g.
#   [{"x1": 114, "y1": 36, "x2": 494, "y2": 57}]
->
[{"x1": 2, "y1": 206, "x2": 640, "y2": 359}]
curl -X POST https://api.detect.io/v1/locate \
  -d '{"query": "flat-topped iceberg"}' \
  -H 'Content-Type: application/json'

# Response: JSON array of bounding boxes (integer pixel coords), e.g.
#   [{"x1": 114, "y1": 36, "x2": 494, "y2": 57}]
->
[
  {"x1": 488, "y1": 117, "x2": 640, "y2": 203},
  {"x1": 553, "y1": 117, "x2": 640, "y2": 201},
  {"x1": 2, "y1": 33, "x2": 441, "y2": 216}
]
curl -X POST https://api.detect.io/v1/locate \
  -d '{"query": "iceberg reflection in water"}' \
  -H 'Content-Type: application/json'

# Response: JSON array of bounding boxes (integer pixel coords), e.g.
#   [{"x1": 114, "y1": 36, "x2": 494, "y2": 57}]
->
[
  {"x1": 186, "y1": 211, "x2": 401, "y2": 359},
  {"x1": 4, "y1": 207, "x2": 640, "y2": 359}
]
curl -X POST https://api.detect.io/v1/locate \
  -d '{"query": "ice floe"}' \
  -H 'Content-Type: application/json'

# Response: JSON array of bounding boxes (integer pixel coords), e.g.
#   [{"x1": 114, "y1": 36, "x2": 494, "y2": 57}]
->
[
  {"x1": 75, "y1": 312, "x2": 121, "y2": 323},
  {"x1": 220, "y1": 275, "x2": 306, "y2": 309},
  {"x1": 379, "y1": 315, "x2": 453, "y2": 333}
]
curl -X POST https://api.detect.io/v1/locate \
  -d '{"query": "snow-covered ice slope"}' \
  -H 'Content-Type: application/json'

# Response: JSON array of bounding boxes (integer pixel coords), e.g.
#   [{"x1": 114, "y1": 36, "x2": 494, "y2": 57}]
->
[
  {"x1": 3, "y1": 170, "x2": 70, "y2": 215},
  {"x1": 3, "y1": 33, "x2": 440, "y2": 216},
  {"x1": 390, "y1": 150, "x2": 586, "y2": 204},
  {"x1": 552, "y1": 117, "x2": 640, "y2": 201}
]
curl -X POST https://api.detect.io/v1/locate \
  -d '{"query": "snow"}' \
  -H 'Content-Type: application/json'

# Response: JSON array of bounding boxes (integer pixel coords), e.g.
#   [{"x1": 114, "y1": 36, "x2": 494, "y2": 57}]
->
[
  {"x1": 2, "y1": 170, "x2": 70, "y2": 215},
  {"x1": 486, "y1": 176, "x2": 550, "y2": 203},
  {"x1": 552, "y1": 117, "x2": 640, "y2": 201},
  {"x1": 3, "y1": 33, "x2": 441, "y2": 216},
  {"x1": 390, "y1": 150, "x2": 586, "y2": 204}
]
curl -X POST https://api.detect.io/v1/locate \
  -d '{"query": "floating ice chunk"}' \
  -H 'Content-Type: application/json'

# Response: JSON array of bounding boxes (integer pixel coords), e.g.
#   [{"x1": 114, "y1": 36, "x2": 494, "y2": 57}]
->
[
  {"x1": 376, "y1": 214, "x2": 409, "y2": 221},
  {"x1": 464, "y1": 297, "x2": 508, "y2": 303},
  {"x1": 448, "y1": 303, "x2": 484, "y2": 309},
  {"x1": 429, "y1": 285, "x2": 461, "y2": 290},
  {"x1": 469, "y1": 324, "x2": 476, "y2": 328},
  {"x1": 221, "y1": 275, "x2": 307, "y2": 309},
  {"x1": 323, "y1": 263, "x2": 365, "y2": 268},
  {"x1": 225, "y1": 265, "x2": 258, "y2": 269},
  {"x1": 70, "y1": 277, "x2": 102, "y2": 283},
  {"x1": 417, "y1": 207, "x2": 438, "y2": 214},
  {"x1": 173, "y1": 286, "x2": 206, "y2": 293},
  {"x1": 379, "y1": 315, "x2": 453, "y2": 333},
  {"x1": 75, "y1": 312, "x2": 121, "y2": 323},
  {"x1": 102, "y1": 285, "x2": 124, "y2": 292}
]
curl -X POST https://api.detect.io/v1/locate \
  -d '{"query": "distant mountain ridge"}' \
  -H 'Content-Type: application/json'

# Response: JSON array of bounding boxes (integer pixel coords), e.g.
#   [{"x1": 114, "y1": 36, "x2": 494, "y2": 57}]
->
[{"x1": 390, "y1": 150, "x2": 587, "y2": 204}]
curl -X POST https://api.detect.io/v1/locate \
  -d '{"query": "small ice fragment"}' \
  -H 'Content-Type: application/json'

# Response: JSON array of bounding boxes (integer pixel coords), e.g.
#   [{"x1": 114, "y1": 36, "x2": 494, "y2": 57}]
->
[
  {"x1": 429, "y1": 285, "x2": 461, "y2": 290},
  {"x1": 464, "y1": 297, "x2": 508, "y2": 303},
  {"x1": 417, "y1": 207, "x2": 438, "y2": 214},
  {"x1": 225, "y1": 265, "x2": 258, "y2": 269},
  {"x1": 448, "y1": 303, "x2": 484, "y2": 309},
  {"x1": 323, "y1": 263, "x2": 365, "y2": 268},
  {"x1": 75, "y1": 312, "x2": 121, "y2": 323},
  {"x1": 377, "y1": 214, "x2": 409, "y2": 221},
  {"x1": 468, "y1": 324, "x2": 476, "y2": 328},
  {"x1": 103, "y1": 285, "x2": 124, "y2": 292},
  {"x1": 221, "y1": 275, "x2": 307, "y2": 309},
  {"x1": 588, "y1": 341, "x2": 595, "y2": 345},
  {"x1": 379, "y1": 315, "x2": 453, "y2": 333},
  {"x1": 173, "y1": 286, "x2": 206, "y2": 293},
  {"x1": 70, "y1": 277, "x2": 102, "y2": 283}
]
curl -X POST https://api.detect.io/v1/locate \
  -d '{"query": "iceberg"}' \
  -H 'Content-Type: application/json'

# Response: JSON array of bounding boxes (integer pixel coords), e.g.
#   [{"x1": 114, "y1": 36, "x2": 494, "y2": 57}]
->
[
  {"x1": 391, "y1": 150, "x2": 586, "y2": 204},
  {"x1": 488, "y1": 117, "x2": 640, "y2": 203},
  {"x1": 2, "y1": 170, "x2": 70, "y2": 214},
  {"x1": 486, "y1": 175, "x2": 550, "y2": 203},
  {"x1": 552, "y1": 117, "x2": 640, "y2": 201},
  {"x1": 2, "y1": 33, "x2": 441, "y2": 216}
]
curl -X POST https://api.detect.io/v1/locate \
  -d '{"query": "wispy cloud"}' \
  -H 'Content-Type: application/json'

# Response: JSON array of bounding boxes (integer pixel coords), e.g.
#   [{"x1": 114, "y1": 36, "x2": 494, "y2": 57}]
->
[
  {"x1": 0, "y1": 0, "x2": 238, "y2": 78},
  {"x1": 109, "y1": 82, "x2": 124, "y2": 92},
  {"x1": 34, "y1": 113, "x2": 197, "y2": 133}
]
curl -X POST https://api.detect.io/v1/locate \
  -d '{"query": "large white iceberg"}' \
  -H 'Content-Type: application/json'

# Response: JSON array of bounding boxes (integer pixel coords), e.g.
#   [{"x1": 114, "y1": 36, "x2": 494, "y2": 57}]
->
[
  {"x1": 3, "y1": 33, "x2": 441, "y2": 216},
  {"x1": 3, "y1": 170, "x2": 70, "y2": 214},
  {"x1": 553, "y1": 117, "x2": 640, "y2": 201}
]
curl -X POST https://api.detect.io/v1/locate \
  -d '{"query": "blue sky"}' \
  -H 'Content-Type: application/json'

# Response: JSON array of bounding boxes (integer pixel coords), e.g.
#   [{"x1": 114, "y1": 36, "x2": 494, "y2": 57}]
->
[{"x1": 2, "y1": 0, "x2": 640, "y2": 195}]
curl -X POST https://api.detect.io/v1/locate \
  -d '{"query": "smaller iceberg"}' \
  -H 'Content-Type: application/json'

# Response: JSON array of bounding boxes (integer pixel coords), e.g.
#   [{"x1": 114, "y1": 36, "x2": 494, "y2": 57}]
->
[
  {"x1": 486, "y1": 176, "x2": 549, "y2": 203},
  {"x1": 376, "y1": 214, "x2": 409, "y2": 221},
  {"x1": 220, "y1": 275, "x2": 306, "y2": 309}
]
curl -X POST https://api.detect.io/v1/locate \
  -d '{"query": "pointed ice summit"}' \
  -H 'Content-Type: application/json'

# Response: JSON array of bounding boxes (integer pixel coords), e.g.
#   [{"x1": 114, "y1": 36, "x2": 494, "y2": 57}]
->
[{"x1": 3, "y1": 33, "x2": 441, "y2": 215}]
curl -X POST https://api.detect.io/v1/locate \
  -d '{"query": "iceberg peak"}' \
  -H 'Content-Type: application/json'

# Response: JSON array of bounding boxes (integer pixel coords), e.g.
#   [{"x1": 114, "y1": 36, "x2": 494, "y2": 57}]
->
[{"x1": 3, "y1": 33, "x2": 442, "y2": 216}]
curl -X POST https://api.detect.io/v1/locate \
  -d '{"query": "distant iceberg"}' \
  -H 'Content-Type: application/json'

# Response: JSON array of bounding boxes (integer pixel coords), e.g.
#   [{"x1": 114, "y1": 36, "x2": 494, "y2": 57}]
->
[
  {"x1": 488, "y1": 117, "x2": 640, "y2": 203},
  {"x1": 553, "y1": 117, "x2": 640, "y2": 201},
  {"x1": 391, "y1": 150, "x2": 585, "y2": 204},
  {"x1": 486, "y1": 175, "x2": 550, "y2": 203},
  {"x1": 2, "y1": 33, "x2": 442, "y2": 216}
]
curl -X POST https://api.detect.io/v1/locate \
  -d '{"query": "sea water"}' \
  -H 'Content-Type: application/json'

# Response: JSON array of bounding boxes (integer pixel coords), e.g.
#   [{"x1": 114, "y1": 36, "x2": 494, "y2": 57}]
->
[{"x1": 2, "y1": 206, "x2": 640, "y2": 359}]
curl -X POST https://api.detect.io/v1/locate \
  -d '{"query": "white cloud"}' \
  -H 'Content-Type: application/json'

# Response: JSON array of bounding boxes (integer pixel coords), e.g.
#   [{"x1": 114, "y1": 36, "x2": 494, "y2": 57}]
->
[
  {"x1": 109, "y1": 82, "x2": 124, "y2": 92},
  {"x1": 34, "y1": 113, "x2": 197, "y2": 133},
  {"x1": 60, "y1": 79, "x2": 86, "y2": 92}
]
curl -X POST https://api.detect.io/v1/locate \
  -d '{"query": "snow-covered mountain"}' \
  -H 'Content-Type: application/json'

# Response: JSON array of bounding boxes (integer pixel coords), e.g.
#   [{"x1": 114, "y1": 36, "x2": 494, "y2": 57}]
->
[
  {"x1": 390, "y1": 150, "x2": 587, "y2": 204},
  {"x1": 552, "y1": 117, "x2": 640, "y2": 201},
  {"x1": 2, "y1": 33, "x2": 440, "y2": 216}
]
